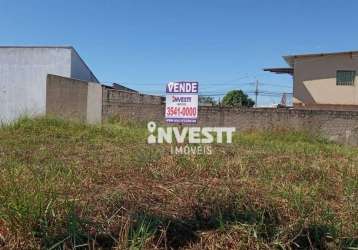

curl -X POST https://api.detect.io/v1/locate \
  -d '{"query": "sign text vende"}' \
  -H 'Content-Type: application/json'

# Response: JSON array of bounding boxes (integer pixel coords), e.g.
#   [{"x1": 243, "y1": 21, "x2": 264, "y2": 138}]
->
[{"x1": 166, "y1": 81, "x2": 198, "y2": 93}]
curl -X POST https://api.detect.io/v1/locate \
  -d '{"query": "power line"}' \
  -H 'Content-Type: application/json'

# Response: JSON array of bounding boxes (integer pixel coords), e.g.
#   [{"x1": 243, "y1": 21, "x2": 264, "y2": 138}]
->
[
  {"x1": 111, "y1": 77, "x2": 293, "y2": 106},
  {"x1": 198, "y1": 91, "x2": 292, "y2": 97},
  {"x1": 140, "y1": 90, "x2": 293, "y2": 96},
  {"x1": 259, "y1": 82, "x2": 292, "y2": 88},
  {"x1": 100, "y1": 81, "x2": 259, "y2": 87},
  {"x1": 255, "y1": 80, "x2": 259, "y2": 108}
]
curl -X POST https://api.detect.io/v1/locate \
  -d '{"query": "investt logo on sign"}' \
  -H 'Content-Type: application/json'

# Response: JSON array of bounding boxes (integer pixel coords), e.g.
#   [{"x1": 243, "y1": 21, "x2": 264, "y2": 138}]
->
[{"x1": 147, "y1": 121, "x2": 236, "y2": 155}]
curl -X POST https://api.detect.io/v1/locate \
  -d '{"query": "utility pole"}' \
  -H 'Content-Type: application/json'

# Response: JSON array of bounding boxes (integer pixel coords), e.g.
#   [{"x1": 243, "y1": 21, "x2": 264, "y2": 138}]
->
[
  {"x1": 255, "y1": 80, "x2": 259, "y2": 108},
  {"x1": 280, "y1": 93, "x2": 287, "y2": 106}
]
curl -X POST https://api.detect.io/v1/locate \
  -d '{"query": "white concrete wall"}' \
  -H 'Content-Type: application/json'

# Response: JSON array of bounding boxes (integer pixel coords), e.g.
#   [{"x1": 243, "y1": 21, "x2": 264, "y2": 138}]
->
[
  {"x1": 0, "y1": 47, "x2": 71, "y2": 123},
  {"x1": 0, "y1": 47, "x2": 99, "y2": 123}
]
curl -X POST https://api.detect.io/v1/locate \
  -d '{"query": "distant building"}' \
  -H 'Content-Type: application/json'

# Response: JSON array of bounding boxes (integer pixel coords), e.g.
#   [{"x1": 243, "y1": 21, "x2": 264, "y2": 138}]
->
[
  {"x1": 112, "y1": 83, "x2": 138, "y2": 93},
  {"x1": 0, "y1": 46, "x2": 98, "y2": 122},
  {"x1": 265, "y1": 51, "x2": 358, "y2": 110}
]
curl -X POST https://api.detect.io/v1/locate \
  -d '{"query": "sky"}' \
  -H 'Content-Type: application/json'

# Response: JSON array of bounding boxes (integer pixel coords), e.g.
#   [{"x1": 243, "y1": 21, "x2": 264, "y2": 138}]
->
[{"x1": 1, "y1": 0, "x2": 358, "y2": 106}]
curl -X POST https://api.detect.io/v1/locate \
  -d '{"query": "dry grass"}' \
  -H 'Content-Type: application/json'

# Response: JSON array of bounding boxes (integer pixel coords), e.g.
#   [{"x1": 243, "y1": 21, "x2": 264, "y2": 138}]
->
[{"x1": 0, "y1": 117, "x2": 357, "y2": 249}]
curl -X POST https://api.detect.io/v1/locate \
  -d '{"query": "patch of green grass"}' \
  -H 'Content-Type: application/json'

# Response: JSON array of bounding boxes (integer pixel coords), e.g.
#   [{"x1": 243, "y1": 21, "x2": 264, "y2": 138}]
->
[{"x1": 0, "y1": 117, "x2": 357, "y2": 249}]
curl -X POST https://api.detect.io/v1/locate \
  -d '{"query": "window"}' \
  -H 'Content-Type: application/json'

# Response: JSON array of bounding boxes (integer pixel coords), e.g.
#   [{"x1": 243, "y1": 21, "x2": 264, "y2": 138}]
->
[{"x1": 336, "y1": 70, "x2": 356, "y2": 86}]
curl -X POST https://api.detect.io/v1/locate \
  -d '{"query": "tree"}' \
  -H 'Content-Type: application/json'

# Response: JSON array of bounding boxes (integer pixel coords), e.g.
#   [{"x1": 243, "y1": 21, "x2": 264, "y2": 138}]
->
[
  {"x1": 199, "y1": 96, "x2": 217, "y2": 106},
  {"x1": 222, "y1": 90, "x2": 255, "y2": 107}
]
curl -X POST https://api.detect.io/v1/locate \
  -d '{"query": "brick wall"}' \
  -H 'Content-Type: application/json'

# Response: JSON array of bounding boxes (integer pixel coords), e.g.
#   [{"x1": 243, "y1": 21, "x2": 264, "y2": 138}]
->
[
  {"x1": 102, "y1": 87, "x2": 164, "y2": 119},
  {"x1": 196, "y1": 107, "x2": 358, "y2": 145},
  {"x1": 102, "y1": 93, "x2": 358, "y2": 145},
  {"x1": 42, "y1": 77, "x2": 358, "y2": 145}
]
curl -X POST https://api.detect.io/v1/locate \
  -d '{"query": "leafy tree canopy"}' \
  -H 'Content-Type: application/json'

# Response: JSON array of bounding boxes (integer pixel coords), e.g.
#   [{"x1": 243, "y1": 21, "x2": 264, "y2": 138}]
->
[{"x1": 222, "y1": 90, "x2": 255, "y2": 107}]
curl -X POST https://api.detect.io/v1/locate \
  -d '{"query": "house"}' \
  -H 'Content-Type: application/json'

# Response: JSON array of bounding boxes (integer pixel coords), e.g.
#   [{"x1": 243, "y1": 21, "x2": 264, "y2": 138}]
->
[
  {"x1": 0, "y1": 46, "x2": 99, "y2": 123},
  {"x1": 264, "y1": 51, "x2": 358, "y2": 110}
]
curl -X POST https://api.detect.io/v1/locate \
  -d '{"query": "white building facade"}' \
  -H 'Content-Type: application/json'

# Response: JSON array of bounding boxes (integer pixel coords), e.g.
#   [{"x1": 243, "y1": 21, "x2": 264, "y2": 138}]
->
[{"x1": 0, "y1": 46, "x2": 98, "y2": 123}]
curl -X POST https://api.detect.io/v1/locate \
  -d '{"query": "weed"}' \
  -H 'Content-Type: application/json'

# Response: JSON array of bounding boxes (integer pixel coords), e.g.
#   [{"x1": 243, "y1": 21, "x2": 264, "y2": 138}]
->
[{"x1": 0, "y1": 117, "x2": 357, "y2": 249}]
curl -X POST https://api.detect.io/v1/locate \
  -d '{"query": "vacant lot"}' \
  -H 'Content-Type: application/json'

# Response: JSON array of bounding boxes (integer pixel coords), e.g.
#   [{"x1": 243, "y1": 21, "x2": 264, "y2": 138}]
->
[{"x1": 0, "y1": 117, "x2": 357, "y2": 249}]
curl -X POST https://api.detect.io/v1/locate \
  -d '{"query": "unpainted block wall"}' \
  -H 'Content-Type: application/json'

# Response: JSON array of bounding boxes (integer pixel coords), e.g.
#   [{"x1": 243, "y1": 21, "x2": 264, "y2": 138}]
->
[
  {"x1": 103, "y1": 88, "x2": 163, "y2": 105},
  {"x1": 197, "y1": 107, "x2": 358, "y2": 145},
  {"x1": 102, "y1": 95, "x2": 358, "y2": 145},
  {"x1": 46, "y1": 80, "x2": 358, "y2": 146},
  {"x1": 46, "y1": 74, "x2": 88, "y2": 121},
  {"x1": 46, "y1": 74, "x2": 102, "y2": 124},
  {"x1": 102, "y1": 88, "x2": 164, "y2": 120}
]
